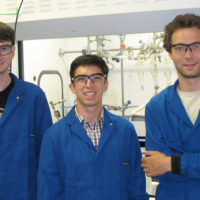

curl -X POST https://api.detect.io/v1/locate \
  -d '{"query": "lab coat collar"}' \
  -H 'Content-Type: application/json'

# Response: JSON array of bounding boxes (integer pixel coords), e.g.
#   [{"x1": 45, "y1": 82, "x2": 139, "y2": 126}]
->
[
  {"x1": 0, "y1": 73, "x2": 25, "y2": 126},
  {"x1": 65, "y1": 106, "x2": 117, "y2": 153},
  {"x1": 167, "y1": 80, "x2": 193, "y2": 127}
]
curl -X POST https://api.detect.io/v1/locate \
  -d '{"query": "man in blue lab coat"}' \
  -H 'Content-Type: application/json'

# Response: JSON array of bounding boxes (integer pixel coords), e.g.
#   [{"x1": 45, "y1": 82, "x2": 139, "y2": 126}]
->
[
  {"x1": 0, "y1": 21, "x2": 52, "y2": 200},
  {"x1": 38, "y1": 54, "x2": 149, "y2": 200},
  {"x1": 141, "y1": 13, "x2": 200, "y2": 200}
]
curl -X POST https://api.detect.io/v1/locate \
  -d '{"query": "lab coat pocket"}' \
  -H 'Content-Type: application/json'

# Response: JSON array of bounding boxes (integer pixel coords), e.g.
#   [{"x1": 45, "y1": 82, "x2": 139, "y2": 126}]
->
[
  {"x1": 28, "y1": 133, "x2": 37, "y2": 162},
  {"x1": 29, "y1": 133, "x2": 36, "y2": 147},
  {"x1": 120, "y1": 162, "x2": 129, "y2": 178},
  {"x1": 120, "y1": 161, "x2": 129, "y2": 197}
]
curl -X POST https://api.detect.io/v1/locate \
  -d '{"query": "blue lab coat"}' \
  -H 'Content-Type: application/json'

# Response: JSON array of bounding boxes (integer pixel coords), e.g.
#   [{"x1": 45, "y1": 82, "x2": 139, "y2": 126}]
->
[
  {"x1": 38, "y1": 107, "x2": 148, "y2": 200},
  {"x1": 0, "y1": 73, "x2": 52, "y2": 200},
  {"x1": 145, "y1": 80, "x2": 200, "y2": 200}
]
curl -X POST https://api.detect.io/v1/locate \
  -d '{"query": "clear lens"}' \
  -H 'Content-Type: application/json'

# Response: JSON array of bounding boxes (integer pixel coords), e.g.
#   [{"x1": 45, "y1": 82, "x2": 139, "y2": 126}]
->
[
  {"x1": 0, "y1": 45, "x2": 13, "y2": 56},
  {"x1": 173, "y1": 45, "x2": 185, "y2": 52},
  {"x1": 193, "y1": 43, "x2": 200, "y2": 50}
]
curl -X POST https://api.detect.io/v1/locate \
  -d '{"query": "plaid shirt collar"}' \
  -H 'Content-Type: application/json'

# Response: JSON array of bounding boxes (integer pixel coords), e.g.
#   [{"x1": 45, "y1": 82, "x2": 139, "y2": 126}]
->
[
  {"x1": 74, "y1": 106, "x2": 104, "y2": 124},
  {"x1": 74, "y1": 106, "x2": 104, "y2": 148}
]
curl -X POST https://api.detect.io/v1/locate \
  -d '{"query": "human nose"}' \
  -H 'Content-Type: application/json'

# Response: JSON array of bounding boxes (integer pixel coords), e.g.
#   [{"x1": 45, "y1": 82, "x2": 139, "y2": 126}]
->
[
  {"x1": 184, "y1": 47, "x2": 193, "y2": 58},
  {"x1": 85, "y1": 77, "x2": 94, "y2": 86}
]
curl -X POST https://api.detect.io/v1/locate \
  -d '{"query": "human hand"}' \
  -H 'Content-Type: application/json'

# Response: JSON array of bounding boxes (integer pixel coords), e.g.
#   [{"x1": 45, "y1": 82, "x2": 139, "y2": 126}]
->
[{"x1": 141, "y1": 151, "x2": 171, "y2": 177}]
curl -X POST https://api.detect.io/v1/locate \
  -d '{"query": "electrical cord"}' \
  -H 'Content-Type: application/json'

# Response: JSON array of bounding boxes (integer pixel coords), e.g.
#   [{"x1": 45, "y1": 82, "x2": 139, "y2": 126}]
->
[
  {"x1": 14, "y1": 0, "x2": 24, "y2": 36},
  {"x1": 10, "y1": 0, "x2": 24, "y2": 72}
]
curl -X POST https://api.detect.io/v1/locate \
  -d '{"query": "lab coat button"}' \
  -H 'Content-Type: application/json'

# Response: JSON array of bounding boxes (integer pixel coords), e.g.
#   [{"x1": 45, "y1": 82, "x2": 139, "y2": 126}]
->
[
  {"x1": 16, "y1": 96, "x2": 20, "y2": 100},
  {"x1": 109, "y1": 123, "x2": 112, "y2": 126}
]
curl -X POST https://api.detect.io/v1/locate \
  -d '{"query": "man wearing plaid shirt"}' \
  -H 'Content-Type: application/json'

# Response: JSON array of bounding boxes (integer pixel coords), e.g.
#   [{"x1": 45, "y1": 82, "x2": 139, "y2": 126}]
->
[{"x1": 38, "y1": 54, "x2": 148, "y2": 200}]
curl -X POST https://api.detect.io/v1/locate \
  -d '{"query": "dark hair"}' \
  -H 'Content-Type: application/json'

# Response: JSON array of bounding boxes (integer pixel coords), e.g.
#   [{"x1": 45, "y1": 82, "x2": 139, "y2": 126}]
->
[
  {"x1": 163, "y1": 13, "x2": 200, "y2": 52},
  {"x1": 0, "y1": 21, "x2": 15, "y2": 46},
  {"x1": 70, "y1": 54, "x2": 109, "y2": 82}
]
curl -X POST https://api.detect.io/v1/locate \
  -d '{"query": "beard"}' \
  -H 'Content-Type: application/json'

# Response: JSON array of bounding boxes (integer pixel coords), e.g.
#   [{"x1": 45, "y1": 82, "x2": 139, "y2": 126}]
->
[{"x1": 175, "y1": 65, "x2": 200, "y2": 79}]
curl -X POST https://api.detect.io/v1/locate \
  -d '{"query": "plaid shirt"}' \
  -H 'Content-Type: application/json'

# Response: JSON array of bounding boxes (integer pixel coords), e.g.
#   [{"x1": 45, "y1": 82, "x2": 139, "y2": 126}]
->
[{"x1": 75, "y1": 106, "x2": 104, "y2": 148}]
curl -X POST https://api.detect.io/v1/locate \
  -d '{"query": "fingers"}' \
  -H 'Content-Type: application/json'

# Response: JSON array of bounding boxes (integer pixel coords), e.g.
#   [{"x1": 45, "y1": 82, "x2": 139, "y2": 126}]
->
[
  {"x1": 143, "y1": 150, "x2": 159, "y2": 156},
  {"x1": 142, "y1": 165, "x2": 154, "y2": 177},
  {"x1": 141, "y1": 151, "x2": 169, "y2": 177}
]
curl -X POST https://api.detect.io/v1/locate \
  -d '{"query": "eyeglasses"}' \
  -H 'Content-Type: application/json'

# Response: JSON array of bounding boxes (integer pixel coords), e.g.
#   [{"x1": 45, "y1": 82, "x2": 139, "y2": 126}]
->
[
  {"x1": 0, "y1": 45, "x2": 13, "y2": 56},
  {"x1": 171, "y1": 42, "x2": 200, "y2": 55},
  {"x1": 71, "y1": 73, "x2": 107, "y2": 84}
]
